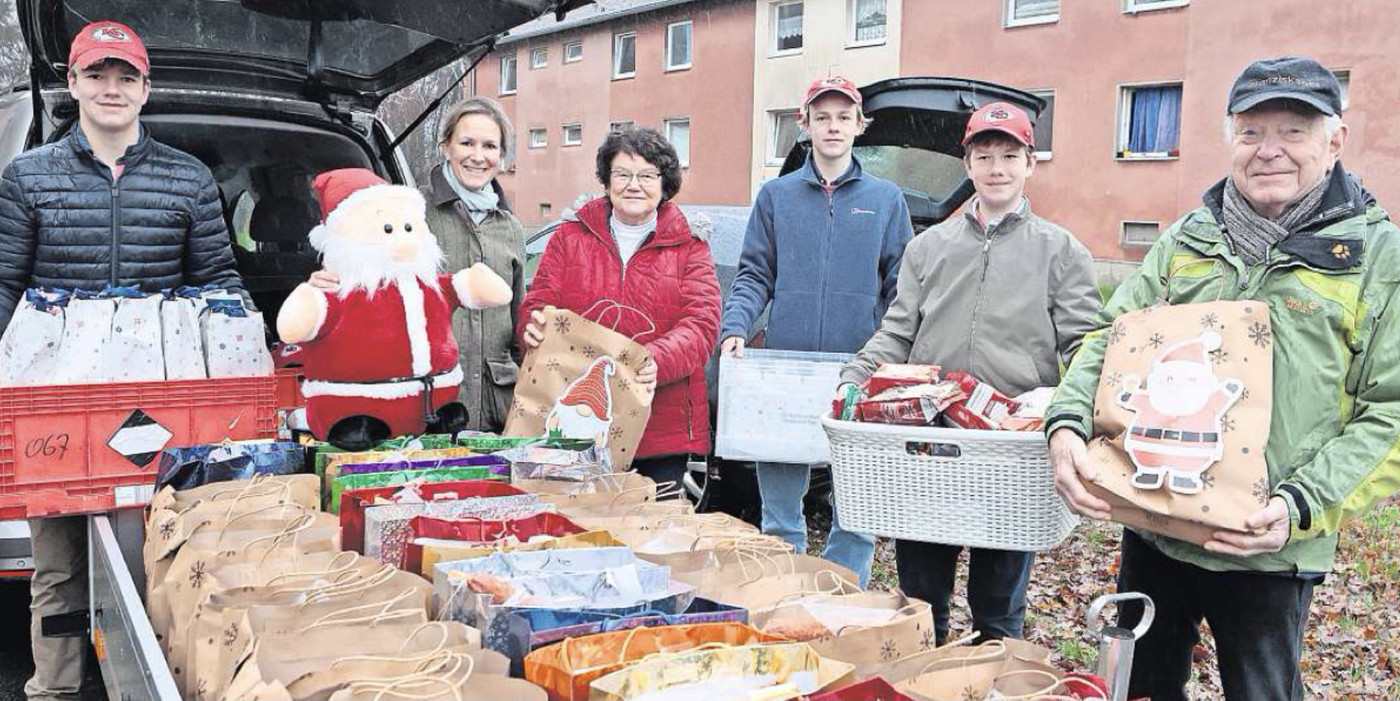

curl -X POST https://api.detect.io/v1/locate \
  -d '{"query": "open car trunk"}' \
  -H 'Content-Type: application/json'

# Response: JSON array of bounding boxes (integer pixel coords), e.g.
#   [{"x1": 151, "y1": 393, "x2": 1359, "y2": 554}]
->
[{"x1": 781, "y1": 77, "x2": 1045, "y2": 230}]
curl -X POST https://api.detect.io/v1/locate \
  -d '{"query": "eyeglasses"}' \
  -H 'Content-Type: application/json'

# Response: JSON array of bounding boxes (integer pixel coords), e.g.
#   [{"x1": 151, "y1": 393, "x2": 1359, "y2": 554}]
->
[{"x1": 609, "y1": 169, "x2": 662, "y2": 188}]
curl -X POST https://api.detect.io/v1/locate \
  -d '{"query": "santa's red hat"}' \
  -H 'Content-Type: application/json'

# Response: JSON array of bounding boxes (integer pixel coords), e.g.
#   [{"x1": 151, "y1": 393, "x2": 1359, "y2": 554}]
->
[
  {"x1": 559, "y1": 357, "x2": 616, "y2": 421},
  {"x1": 1158, "y1": 332, "x2": 1221, "y2": 366},
  {"x1": 308, "y1": 167, "x2": 425, "y2": 250}
]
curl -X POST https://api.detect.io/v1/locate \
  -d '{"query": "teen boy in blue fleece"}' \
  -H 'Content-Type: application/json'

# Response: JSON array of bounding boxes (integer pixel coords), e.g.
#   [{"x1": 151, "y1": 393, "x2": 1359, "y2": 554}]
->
[{"x1": 719, "y1": 76, "x2": 913, "y2": 586}]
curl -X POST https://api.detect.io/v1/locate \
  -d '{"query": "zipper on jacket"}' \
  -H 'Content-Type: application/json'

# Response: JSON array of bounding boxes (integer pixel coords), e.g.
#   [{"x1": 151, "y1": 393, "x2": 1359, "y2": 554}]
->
[
  {"x1": 684, "y1": 392, "x2": 694, "y2": 441},
  {"x1": 816, "y1": 186, "x2": 837, "y2": 346},
  {"x1": 967, "y1": 229, "x2": 995, "y2": 370},
  {"x1": 109, "y1": 180, "x2": 121, "y2": 286}
]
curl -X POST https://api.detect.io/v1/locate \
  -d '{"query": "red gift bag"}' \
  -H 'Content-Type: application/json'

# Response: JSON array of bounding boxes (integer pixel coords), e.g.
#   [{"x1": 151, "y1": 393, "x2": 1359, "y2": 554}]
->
[
  {"x1": 409, "y1": 512, "x2": 586, "y2": 546},
  {"x1": 806, "y1": 677, "x2": 914, "y2": 701},
  {"x1": 339, "y1": 480, "x2": 525, "y2": 554}
]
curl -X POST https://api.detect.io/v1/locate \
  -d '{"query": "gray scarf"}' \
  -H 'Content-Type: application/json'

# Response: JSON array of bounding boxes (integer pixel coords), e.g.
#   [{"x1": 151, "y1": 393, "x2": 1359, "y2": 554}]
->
[
  {"x1": 441, "y1": 162, "x2": 500, "y2": 225},
  {"x1": 1221, "y1": 174, "x2": 1329, "y2": 265}
]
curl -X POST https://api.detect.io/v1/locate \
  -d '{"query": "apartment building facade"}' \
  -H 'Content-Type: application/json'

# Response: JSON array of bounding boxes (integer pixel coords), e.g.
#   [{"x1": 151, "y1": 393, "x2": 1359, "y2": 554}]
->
[
  {"x1": 902, "y1": 0, "x2": 1400, "y2": 263},
  {"x1": 476, "y1": 0, "x2": 1399, "y2": 262},
  {"x1": 478, "y1": 0, "x2": 756, "y2": 228}
]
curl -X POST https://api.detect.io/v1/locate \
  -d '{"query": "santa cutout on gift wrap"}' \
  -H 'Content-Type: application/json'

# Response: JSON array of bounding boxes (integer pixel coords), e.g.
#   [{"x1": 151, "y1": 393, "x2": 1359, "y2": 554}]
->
[
  {"x1": 546, "y1": 356, "x2": 616, "y2": 448},
  {"x1": 276, "y1": 168, "x2": 512, "y2": 450},
  {"x1": 1117, "y1": 331, "x2": 1244, "y2": 495}
]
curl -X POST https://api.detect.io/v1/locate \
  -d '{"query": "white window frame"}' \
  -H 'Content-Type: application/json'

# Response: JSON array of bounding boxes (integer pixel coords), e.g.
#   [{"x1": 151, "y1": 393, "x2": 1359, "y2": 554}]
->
[
  {"x1": 499, "y1": 55, "x2": 517, "y2": 95},
  {"x1": 1123, "y1": 0, "x2": 1189, "y2": 13},
  {"x1": 1029, "y1": 89, "x2": 1055, "y2": 161},
  {"x1": 1004, "y1": 0, "x2": 1059, "y2": 28},
  {"x1": 1333, "y1": 69, "x2": 1351, "y2": 110},
  {"x1": 767, "y1": 109, "x2": 802, "y2": 166},
  {"x1": 528, "y1": 128, "x2": 547, "y2": 149},
  {"x1": 1121, "y1": 220, "x2": 1162, "y2": 248},
  {"x1": 613, "y1": 31, "x2": 637, "y2": 79},
  {"x1": 1116, "y1": 81, "x2": 1183, "y2": 161},
  {"x1": 530, "y1": 47, "x2": 548, "y2": 69},
  {"x1": 770, "y1": 1, "x2": 804, "y2": 57},
  {"x1": 664, "y1": 117, "x2": 691, "y2": 167},
  {"x1": 562, "y1": 123, "x2": 583, "y2": 147},
  {"x1": 610, "y1": 120, "x2": 635, "y2": 133},
  {"x1": 665, "y1": 20, "x2": 693, "y2": 71},
  {"x1": 564, "y1": 40, "x2": 583, "y2": 63},
  {"x1": 846, "y1": 0, "x2": 887, "y2": 48}
]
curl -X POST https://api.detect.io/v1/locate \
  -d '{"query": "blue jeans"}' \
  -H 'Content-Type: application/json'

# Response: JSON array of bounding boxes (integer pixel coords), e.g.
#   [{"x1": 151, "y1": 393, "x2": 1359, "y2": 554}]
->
[
  {"x1": 895, "y1": 538, "x2": 1034, "y2": 644},
  {"x1": 754, "y1": 461, "x2": 875, "y2": 587}
]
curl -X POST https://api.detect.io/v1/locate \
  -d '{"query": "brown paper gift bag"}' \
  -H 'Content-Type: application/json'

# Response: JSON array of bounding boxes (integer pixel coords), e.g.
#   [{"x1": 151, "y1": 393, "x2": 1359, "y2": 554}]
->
[
  {"x1": 325, "y1": 654, "x2": 549, "y2": 701},
  {"x1": 890, "y1": 637, "x2": 1054, "y2": 701},
  {"x1": 751, "y1": 591, "x2": 937, "y2": 680},
  {"x1": 680, "y1": 552, "x2": 863, "y2": 611},
  {"x1": 505, "y1": 305, "x2": 654, "y2": 470},
  {"x1": 1084, "y1": 301, "x2": 1273, "y2": 544}
]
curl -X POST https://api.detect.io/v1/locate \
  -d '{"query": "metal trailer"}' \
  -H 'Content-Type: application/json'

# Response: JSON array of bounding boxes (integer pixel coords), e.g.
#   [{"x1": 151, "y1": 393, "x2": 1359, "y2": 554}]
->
[{"x1": 86, "y1": 511, "x2": 181, "y2": 701}]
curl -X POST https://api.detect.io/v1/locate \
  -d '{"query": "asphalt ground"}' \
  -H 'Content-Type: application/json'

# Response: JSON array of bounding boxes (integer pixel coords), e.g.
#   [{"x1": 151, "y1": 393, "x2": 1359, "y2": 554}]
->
[{"x1": 0, "y1": 579, "x2": 105, "y2": 701}]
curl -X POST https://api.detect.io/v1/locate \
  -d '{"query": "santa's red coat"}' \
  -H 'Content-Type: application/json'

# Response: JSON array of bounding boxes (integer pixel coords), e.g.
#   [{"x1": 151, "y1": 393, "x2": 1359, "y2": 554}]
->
[{"x1": 298, "y1": 274, "x2": 464, "y2": 439}]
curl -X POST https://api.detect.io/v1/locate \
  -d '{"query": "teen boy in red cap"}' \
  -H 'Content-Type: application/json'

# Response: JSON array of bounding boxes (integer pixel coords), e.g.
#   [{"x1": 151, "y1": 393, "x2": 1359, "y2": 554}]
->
[
  {"x1": 0, "y1": 21, "x2": 242, "y2": 700},
  {"x1": 838, "y1": 101, "x2": 1101, "y2": 644}
]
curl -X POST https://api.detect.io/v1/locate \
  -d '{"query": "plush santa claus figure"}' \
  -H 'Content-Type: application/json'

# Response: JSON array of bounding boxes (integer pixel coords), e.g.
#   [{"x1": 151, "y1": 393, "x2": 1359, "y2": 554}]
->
[
  {"x1": 545, "y1": 356, "x2": 616, "y2": 449},
  {"x1": 1117, "y1": 331, "x2": 1243, "y2": 495},
  {"x1": 277, "y1": 168, "x2": 511, "y2": 450}
]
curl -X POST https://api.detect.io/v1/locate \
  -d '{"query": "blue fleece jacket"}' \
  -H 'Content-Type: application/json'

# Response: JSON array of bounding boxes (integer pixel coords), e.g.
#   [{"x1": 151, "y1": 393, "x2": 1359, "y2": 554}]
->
[{"x1": 721, "y1": 154, "x2": 913, "y2": 353}]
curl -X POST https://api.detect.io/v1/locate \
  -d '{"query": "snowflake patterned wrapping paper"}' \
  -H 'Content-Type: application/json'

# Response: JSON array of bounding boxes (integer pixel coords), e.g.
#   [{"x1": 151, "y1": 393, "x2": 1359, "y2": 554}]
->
[
  {"x1": 1086, "y1": 300, "x2": 1273, "y2": 543},
  {"x1": 504, "y1": 307, "x2": 654, "y2": 470}
]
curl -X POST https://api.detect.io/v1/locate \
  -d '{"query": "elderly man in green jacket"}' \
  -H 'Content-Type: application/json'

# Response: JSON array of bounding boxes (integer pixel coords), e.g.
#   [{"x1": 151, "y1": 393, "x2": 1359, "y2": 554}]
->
[{"x1": 1048, "y1": 56, "x2": 1400, "y2": 701}]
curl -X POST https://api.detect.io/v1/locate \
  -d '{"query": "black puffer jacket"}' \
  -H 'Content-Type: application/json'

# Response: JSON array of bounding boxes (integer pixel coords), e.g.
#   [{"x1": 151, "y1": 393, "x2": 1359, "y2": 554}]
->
[{"x1": 0, "y1": 125, "x2": 243, "y2": 332}]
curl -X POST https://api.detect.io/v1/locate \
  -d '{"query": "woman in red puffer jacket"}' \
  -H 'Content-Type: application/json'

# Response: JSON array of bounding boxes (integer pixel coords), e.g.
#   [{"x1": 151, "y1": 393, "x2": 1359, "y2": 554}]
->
[{"x1": 518, "y1": 127, "x2": 720, "y2": 488}]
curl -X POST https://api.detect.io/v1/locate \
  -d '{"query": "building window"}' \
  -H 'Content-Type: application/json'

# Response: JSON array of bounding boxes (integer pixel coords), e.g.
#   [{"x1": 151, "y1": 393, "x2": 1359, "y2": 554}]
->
[
  {"x1": 1030, "y1": 89, "x2": 1055, "y2": 160},
  {"x1": 768, "y1": 110, "x2": 802, "y2": 166},
  {"x1": 665, "y1": 118, "x2": 691, "y2": 167},
  {"x1": 528, "y1": 128, "x2": 547, "y2": 149},
  {"x1": 1122, "y1": 221, "x2": 1161, "y2": 247},
  {"x1": 772, "y1": 1, "x2": 804, "y2": 55},
  {"x1": 562, "y1": 124, "x2": 583, "y2": 146},
  {"x1": 539, "y1": 203, "x2": 553, "y2": 219},
  {"x1": 564, "y1": 41, "x2": 583, "y2": 63},
  {"x1": 610, "y1": 120, "x2": 635, "y2": 133},
  {"x1": 1333, "y1": 69, "x2": 1351, "y2": 110},
  {"x1": 1005, "y1": 0, "x2": 1058, "y2": 27},
  {"x1": 1118, "y1": 83, "x2": 1182, "y2": 159},
  {"x1": 666, "y1": 20, "x2": 693, "y2": 71},
  {"x1": 1124, "y1": 0, "x2": 1189, "y2": 13},
  {"x1": 848, "y1": 0, "x2": 886, "y2": 46},
  {"x1": 530, "y1": 47, "x2": 548, "y2": 69},
  {"x1": 499, "y1": 55, "x2": 517, "y2": 95},
  {"x1": 613, "y1": 32, "x2": 637, "y2": 79}
]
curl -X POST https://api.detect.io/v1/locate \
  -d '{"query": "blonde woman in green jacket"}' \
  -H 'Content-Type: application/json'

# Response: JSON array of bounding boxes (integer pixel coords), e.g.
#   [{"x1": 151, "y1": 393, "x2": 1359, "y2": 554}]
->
[{"x1": 1049, "y1": 57, "x2": 1400, "y2": 701}]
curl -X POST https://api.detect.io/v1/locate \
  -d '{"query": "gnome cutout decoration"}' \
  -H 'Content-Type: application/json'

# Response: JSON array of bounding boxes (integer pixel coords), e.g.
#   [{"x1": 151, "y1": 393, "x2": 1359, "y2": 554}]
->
[
  {"x1": 1117, "y1": 331, "x2": 1244, "y2": 495},
  {"x1": 545, "y1": 356, "x2": 616, "y2": 448},
  {"x1": 276, "y1": 168, "x2": 512, "y2": 450}
]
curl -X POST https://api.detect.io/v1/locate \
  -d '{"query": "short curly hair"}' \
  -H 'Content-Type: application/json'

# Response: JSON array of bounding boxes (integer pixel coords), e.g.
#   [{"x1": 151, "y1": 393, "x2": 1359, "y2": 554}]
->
[{"x1": 595, "y1": 127, "x2": 683, "y2": 202}]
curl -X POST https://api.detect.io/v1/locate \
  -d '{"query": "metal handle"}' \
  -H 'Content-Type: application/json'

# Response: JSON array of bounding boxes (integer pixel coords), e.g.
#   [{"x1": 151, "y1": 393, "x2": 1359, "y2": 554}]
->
[{"x1": 1086, "y1": 592, "x2": 1155, "y2": 641}]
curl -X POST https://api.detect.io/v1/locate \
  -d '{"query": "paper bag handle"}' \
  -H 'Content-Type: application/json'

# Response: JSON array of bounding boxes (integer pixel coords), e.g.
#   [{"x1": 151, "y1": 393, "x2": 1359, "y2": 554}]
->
[
  {"x1": 988, "y1": 669, "x2": 1064, "y2": 699},
  {"x1": 580, "y1": 299, "x2": 657, "y2": 340}
]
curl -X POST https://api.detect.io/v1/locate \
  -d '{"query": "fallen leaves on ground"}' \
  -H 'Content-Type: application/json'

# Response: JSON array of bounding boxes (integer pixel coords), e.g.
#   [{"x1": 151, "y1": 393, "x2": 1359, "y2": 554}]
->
[{"x1": 808, "y1": 497, "x2": 1399, "y2": 699}]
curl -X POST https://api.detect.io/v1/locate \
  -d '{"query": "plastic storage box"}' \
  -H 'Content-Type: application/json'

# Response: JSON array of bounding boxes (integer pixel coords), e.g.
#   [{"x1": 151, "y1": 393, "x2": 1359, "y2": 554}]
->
[
  {"x1": 717, "y1": 349, "x2": 853, "y2": 464},
  {"x1": 0, "y1": 371, "x2": 295, "y2": 518},
  {"x1": 822, "y1": 414, "x2": 1077, "y2": 551}
]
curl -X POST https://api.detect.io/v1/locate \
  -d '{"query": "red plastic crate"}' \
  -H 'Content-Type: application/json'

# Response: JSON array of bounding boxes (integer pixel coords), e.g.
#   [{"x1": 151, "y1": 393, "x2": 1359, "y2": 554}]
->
[{"x1": 0, "y1": 371, "x2": 297, "y2": 519}]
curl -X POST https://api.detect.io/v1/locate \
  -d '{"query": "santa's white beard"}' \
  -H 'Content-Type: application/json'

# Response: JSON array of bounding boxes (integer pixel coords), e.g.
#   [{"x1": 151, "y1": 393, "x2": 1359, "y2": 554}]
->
[
  {"x1": 1146, "y1": 377, "x2": 1213, "y2": 416},
  {"x1": 551, "y1": 402, "x2": 612, "y2": 446},
  {"x1": 319, "y1": 234, "x2": 444, "y2": 296}
]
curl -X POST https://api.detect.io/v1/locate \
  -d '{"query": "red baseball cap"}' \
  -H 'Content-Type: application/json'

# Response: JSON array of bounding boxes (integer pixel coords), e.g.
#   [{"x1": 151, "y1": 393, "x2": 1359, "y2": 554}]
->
[
  {"x1": 962, "y1": 101, "x2": 1035, "y2": 148},
  {"x1": 69, "y1": 21, "x2": 149, "y2": 76},
  {"x1": 804, "y1": 76, "x2": 862, "y2": 108}
]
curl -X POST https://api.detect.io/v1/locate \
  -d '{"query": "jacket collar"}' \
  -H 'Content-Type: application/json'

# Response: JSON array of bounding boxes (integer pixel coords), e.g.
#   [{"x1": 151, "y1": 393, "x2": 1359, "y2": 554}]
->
[
  {"x1": 68, "y1": 122, "x2": 152, "y2": 170},
  {"x1": 1191, "y1": 165, "x2": 1370, "y2": 270},
  {"x1": 428, "y1": 165, "x2": 513, "y2": 213},
  {"x1": 800, "y1": 152, "x2": 864, "y2": 189},
  {"x1": 574, "y1": 196, "x2": 693, "y2": 249},
  {"x1": 962, "y1": 196, "x2": 1030, "y2": 236}
]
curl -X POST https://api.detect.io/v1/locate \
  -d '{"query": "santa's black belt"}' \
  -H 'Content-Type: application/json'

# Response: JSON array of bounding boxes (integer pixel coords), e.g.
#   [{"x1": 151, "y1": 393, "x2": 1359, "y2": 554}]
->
[{"x1": 1129, "y1": 427, "x2": 1219, "y2": 442}]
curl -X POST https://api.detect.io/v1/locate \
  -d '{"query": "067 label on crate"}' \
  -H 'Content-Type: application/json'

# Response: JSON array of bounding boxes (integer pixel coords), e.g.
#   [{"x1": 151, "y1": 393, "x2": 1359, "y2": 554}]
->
[{"x1": 114, "y1": 484, "x2": 157, "y2": 507}]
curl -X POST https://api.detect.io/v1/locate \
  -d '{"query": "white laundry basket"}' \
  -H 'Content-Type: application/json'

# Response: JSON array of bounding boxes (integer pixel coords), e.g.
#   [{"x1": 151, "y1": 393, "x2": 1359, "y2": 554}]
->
[{"x1": 821, "y1": 414, "x2": 1078, "y2": 551}]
